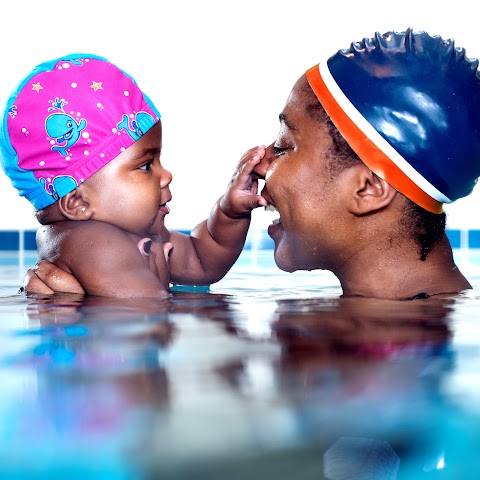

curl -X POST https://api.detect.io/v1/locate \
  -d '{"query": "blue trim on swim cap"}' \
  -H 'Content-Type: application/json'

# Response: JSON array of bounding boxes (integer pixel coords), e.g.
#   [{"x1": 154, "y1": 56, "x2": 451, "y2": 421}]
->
[{"x1": 0, "y1": 81, "x2": 57, "y2": 209}]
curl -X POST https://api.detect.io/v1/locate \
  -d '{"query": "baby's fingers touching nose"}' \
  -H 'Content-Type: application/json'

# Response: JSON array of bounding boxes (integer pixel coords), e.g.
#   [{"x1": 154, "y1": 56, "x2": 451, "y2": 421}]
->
[{"x1": 252, "y1": 143, "x2": 274, "y2": 178}]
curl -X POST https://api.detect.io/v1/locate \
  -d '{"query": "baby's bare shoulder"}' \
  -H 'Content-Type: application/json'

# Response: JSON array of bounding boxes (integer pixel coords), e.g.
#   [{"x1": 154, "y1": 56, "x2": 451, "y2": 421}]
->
[{"x1": 37, "y1": 220, "x2": 140, "y2": 265}]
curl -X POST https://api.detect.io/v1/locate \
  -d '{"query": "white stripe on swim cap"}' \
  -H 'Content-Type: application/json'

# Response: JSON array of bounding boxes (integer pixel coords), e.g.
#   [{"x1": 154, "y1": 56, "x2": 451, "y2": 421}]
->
[{"x1": 319, "y1": 61, "x2": 452, "y2": 204}]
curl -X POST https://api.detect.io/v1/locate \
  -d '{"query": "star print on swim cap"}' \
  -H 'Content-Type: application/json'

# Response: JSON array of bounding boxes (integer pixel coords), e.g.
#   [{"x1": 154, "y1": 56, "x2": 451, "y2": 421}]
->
[
  {"x1": 306, "y1": 28, "x2": 480, "y2": 213},
  {"x1": 0, "y1": 54, "x2": 161, "y2": 210}
]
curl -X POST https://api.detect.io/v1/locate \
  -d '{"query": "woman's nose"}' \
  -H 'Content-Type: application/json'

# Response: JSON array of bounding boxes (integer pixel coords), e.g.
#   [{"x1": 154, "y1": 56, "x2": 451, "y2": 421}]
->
[{"x1": 253, "y1": 143, "x2": 275, "y2": 178}]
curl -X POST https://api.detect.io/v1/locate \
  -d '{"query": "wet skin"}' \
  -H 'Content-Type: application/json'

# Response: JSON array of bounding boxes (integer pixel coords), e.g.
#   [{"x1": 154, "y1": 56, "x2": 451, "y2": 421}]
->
[
  {"x1": 253, "y1": 75, "x2": 349, "y2": 273},
  {"x1": 32, "y1": 120, "x2": 268, "y2": 298},
  {"x1": 24, "y1": 77, "x2": 472, "y2": 299},
  {"x1": 36, "y1": 122, "x2": 174, "y2": 297},
  {"x1": 252, "y1": 75, "x2": 472, "y2": 300},
  {"x1": 81, "y1": 121, "x2": 173, "y2": 238}
]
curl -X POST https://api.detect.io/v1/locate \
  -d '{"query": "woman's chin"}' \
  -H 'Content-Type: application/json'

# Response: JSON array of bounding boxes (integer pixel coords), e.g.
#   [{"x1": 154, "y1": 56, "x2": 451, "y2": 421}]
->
[{"x1": 273, "y1": 246, "x2": 296, "y2": 273}]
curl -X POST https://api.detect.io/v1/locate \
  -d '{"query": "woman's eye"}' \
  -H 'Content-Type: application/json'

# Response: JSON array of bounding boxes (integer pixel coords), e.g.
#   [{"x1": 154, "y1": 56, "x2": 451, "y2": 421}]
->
[{"x1": 273, "y1": 145, "x2": 286, "y2": 155}]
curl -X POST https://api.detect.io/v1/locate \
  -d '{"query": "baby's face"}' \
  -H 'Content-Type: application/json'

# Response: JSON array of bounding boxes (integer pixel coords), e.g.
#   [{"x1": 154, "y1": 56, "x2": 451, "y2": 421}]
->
[{"x1": 80, "y1": 121, "x2": 173, "y2": 237}]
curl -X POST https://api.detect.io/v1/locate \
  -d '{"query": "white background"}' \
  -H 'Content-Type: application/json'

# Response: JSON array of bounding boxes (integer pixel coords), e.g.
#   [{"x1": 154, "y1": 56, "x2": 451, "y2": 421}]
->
[{"x1": 1, "y1": 0, "x2": 479, "y2": 233}]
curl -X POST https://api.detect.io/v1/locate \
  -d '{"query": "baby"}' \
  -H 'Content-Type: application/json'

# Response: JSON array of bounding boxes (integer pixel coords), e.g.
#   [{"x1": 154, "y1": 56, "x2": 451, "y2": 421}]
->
[{"x1": 0, "y1": 54, "x2": 266, "y2": 298}]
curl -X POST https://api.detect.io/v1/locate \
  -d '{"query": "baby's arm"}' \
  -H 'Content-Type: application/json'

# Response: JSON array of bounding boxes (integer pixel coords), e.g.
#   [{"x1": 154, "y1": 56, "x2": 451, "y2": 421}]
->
[
  {"x1": 165, "y1": 146, "x2": 267, "y2": 285},
  {"x1": 22, "y1": 147, "x2": 266, "y2": 294},
  {"x1": 36, "y1": 221, "x2": 171, "y2": 299}
]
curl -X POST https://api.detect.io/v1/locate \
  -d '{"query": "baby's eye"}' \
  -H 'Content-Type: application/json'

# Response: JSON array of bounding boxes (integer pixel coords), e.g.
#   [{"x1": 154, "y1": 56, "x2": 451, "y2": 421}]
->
[{"x1": 139, "y1": 160, "x2": 154, "y2": 171}]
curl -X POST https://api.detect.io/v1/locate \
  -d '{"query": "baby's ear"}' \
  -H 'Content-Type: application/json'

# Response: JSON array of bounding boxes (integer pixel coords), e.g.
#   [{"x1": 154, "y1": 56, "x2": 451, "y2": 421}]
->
[{"x1": 57, "y1": 189, "x2": 93, "y2": 221}]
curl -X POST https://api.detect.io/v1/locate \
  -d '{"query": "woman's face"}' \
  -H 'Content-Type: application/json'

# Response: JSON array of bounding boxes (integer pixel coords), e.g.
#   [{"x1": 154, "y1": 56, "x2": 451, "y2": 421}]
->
[{"x1": 255, "y1": 75, "x2": 349, "y2": 273}]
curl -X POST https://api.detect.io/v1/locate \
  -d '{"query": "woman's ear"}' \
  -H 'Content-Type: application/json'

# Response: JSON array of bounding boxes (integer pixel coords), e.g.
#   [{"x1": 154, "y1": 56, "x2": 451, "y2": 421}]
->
[
  {"x1": 348, "y1": 164, "x2": 397, "y2": 215},
  {"x1": 57, "y1": 189, "x2": 93, "y2": 221}
]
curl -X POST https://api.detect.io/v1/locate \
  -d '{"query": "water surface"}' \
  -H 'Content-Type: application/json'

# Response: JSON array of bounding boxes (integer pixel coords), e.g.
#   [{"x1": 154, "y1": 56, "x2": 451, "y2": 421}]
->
[{"x1": 1, "y1": 251, "x2": 480, "y2": 479}]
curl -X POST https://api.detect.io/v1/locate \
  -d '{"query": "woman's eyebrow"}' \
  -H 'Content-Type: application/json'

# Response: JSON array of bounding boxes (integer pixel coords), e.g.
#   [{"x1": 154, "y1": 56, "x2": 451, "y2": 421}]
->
[{"x1": 279, "y1": 113, "x2": 298, "y2": 132}]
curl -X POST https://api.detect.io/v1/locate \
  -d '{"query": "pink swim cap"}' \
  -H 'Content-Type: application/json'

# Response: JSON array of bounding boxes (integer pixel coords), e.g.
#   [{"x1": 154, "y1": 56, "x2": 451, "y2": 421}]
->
[{"x1": 0, "y1": 53, "x2": 160, "y2": 210}]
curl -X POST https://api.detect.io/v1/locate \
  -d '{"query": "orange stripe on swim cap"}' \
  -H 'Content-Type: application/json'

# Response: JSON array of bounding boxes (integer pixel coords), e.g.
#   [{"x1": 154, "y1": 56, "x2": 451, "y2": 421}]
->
[{"x1": 306, "y1": 64, "x2": 444, "y2": 214}]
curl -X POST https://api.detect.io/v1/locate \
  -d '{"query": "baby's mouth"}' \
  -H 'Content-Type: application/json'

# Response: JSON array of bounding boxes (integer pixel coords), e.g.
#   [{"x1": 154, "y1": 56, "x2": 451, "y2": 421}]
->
[
  {"x1": 160, "y1": 194, "x2": 172, "y2": 214},
  {"x1": 159, "y1": 203, "x2": 170, "y2": 215}
]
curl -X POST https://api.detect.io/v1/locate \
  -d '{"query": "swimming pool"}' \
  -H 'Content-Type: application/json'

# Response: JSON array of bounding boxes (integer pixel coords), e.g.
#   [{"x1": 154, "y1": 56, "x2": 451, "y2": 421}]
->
[{"x1": 1, "y1": 249, "x2": 480, "y2": 479}]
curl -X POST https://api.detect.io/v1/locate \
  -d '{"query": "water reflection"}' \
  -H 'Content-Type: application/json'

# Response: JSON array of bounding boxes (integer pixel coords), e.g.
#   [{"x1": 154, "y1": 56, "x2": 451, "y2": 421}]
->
[
  {"x1": 214, "y1": 295, "x2": 468, "y2": 480},
  {"x1": 273, "y1": 295, "x2": 454, "y2": 355},
  {"x1": 0, "y1": 290, "x2": 477, "y2": 478}
]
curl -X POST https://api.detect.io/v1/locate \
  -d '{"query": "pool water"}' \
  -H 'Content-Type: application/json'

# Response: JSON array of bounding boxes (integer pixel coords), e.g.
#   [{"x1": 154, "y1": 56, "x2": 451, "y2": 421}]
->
[{"x1": 1, "y1": 250, "x2": 480, "y2": 479}]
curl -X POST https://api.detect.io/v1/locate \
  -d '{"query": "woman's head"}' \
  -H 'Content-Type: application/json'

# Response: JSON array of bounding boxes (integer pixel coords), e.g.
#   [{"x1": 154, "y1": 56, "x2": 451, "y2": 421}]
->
[
  {"x1": 254, "y1": 69, "x2": 449, "y2": 274},
  {"x1": 255, "y1": 29, "x2": 480, "y2": 272},
  {"x1": 306, "y1": 28, "x2": 480, "y2": 213},
  {"x1": 0, "y1": 54, "x2": 160, "y2": 211},
  {"x1": 301, "y1": 74, "x2": 447, "y2": 262}
]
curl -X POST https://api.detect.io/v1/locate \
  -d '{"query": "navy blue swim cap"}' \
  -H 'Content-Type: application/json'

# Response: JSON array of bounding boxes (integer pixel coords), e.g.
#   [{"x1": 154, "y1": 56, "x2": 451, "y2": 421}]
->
[{"x1": 306, "y1": 28, "x2": 480, "y2": 213}]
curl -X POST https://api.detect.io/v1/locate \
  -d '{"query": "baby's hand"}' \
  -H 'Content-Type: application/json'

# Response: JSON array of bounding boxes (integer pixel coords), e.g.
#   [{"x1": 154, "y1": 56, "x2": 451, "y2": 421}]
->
[{"x1": 219, "y1": 145, "x2": 268, "y2": 218}]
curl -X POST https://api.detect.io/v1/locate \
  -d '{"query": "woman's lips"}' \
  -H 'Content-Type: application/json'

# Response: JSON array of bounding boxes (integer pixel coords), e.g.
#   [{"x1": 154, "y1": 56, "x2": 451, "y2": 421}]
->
[
  {"x1": 265, "y1": 204, "x2": 282, "y2": 238},
  {"x1": 267, "y1": 217, "x2": 283, "y2": 239}
]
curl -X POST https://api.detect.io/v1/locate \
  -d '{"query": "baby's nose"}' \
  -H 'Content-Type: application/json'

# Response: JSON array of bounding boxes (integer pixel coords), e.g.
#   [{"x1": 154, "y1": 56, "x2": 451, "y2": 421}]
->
[
  {"x1": 160, "y1": 166, "x2": 173, "y2": 188},
  {"x1": 253, "y1": 143, "x2": 274, "y2": 178}
]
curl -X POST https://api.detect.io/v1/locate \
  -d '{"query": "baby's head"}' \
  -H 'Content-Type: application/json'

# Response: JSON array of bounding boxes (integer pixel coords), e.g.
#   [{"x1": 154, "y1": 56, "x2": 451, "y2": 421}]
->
[{"x1": 0, "y1": 54, "x2": 160, "y2": 214}]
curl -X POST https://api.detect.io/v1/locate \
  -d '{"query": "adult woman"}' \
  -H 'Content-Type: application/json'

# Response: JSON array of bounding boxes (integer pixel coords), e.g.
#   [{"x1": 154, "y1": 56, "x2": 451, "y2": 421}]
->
[{"x1": 252, "y1": 73, "x2": 470, "y2": 299}]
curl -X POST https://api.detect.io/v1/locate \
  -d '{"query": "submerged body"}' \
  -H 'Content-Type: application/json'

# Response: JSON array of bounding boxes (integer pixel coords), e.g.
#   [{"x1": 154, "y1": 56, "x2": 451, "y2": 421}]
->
[{"x1": 3, "y1": 251, "x2": 480, "y2": 478}]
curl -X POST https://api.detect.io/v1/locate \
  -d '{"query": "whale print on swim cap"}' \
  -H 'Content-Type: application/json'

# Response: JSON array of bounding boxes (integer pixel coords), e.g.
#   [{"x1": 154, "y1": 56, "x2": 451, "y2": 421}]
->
[
  {"x1": 306, "y1": 28, "x2": 480, "y2": 213},
  {"x1": 0, "y1": 53, "x2": 161, "y2": 210}
]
